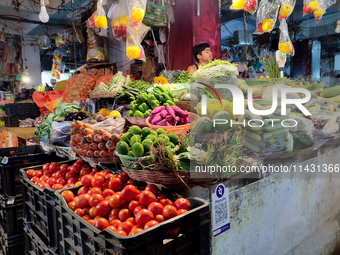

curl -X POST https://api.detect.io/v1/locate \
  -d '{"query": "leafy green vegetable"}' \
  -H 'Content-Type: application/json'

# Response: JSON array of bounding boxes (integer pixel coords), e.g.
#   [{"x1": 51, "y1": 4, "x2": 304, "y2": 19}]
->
[
  {"x1": 129, "y1": 80, "x2": 152, "y2": 92},
  {"x1": 174, "y1": 71, "x2": 192, "y2": 84},
  {"x1": 200, "y1": 60, "x2": 238, "y2": 69}
]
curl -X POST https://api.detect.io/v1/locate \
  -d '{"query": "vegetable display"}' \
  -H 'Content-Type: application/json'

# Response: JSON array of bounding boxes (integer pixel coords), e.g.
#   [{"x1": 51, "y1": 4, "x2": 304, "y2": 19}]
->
[
  {"x1": 128, "y1": 86, "x2": 175, "y2": 118},
  {"x1": 174, "y1": 71, "x2": 192, "y2": 84},
  {"x1": 148, "y1": 105, "x2": 189, "y2": 126},
  {"x1": 192, "y1": 60, "x2": 239, "y2": 78}
]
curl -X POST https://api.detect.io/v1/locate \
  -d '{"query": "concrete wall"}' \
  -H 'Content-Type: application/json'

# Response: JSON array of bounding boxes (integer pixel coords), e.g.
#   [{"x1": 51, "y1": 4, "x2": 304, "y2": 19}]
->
[
  {"x1": 22, "y1": 43, "x2": 41, "y2": 88},
  {"x1": 191, "y1": 147, "x2": 340, "y2": 255}
]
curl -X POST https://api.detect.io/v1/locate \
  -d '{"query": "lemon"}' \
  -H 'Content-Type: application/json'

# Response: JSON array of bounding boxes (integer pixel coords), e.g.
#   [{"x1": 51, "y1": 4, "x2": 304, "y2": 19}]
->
[
  {"x1": 314, "y1": 7, "x2": 325, "y2": 18},
  {"x1": 110, "y1": 110, "x2": 122, "y2": 118},
  {"x1": 232, "y1": 0, "x2": 246, "y2": 10},
  {"x1": 309, "y1": 1, "x2": 320, "y2": 11}
]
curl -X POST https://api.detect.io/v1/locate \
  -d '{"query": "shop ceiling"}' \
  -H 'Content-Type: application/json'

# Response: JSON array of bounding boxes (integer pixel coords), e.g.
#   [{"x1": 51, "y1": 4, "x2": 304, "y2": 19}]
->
[{"x1": 0, "y1": 0, "x2": 92, "y2": 38}]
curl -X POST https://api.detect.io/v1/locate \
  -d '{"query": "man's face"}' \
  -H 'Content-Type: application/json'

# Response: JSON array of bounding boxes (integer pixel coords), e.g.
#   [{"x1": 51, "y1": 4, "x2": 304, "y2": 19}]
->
[{"x1": 199, "y1": 47, "x2": 213, "y2": 62}]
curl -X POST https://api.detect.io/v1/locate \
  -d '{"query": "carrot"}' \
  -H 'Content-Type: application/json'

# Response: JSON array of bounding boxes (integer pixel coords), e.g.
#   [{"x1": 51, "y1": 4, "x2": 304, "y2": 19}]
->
[
  {"x1": 83, "y1": 128, "x2": 95, "y2": 136},
  {"x1": 82, "y1": 150, "x2": 87, "y2": 157},
  {"x1": 83, "y1": 123, "x2": 95, "y2": 130},
  {"x1": 110, "y1": 133, "x2": 121, "y2": 143},
  {"x1": 106, "y1": 140, "x2": 116, "y2": 150},
  {"x1": 85, "y1": 135, "x2": 94, "y2": 143},
  {"x1": 87, "y1": 150, "x2": 95, "y2": 158},
  {"x1": 80, "y1": 137, "x2": 86, "y2": 144},
  {"x1": 94, "y1": 134, "x2": 103, "y2": 143},
  {"x1": 98, "y1": 142, "x2": 107, "y2": 150},
  {"x1": 107, "y1": 151, "x2": 113, "y2": 157},
  {"x1": 94, "y1": 150, "x2": 101, "y2": 157},
  {"x1": 102, "y1": 132, "x2": 112, "y2": 142},
  {"x1": 100, "y1": 150, "x2": 108, "y2": 158},
  {"x1": 78, "y1": 148, "x2": 83, "y2": 155},
  {"x1": 75, "y1": 120, "x2": 84, "y2": 128},
  {"x1": 71, "y1": 122, "x2": 76, "y2": 128},
  {"x1": 83, "y1": 143, "x2": 90, "y2": 151},
  {"x1": 90, "y1": 143, "x2": 99, "y2": 150}
]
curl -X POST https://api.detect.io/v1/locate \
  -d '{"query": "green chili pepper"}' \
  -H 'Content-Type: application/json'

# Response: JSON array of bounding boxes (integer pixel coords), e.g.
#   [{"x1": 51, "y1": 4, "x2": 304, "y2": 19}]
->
[{"x1": 134, "y1": 110, "x2": 145, "y2": 118}]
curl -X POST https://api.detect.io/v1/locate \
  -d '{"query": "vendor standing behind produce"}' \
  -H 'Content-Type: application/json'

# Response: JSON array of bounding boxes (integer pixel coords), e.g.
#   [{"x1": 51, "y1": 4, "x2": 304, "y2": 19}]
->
[{"x1": 187, "y1": 43, "x2": 213, "y2": 74}]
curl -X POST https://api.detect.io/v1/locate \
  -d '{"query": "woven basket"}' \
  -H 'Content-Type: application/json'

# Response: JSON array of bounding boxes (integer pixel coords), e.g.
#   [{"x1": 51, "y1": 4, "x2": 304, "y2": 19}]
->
[{"x1": 88, "y1": 91, "x2": 117, "y2": 100}]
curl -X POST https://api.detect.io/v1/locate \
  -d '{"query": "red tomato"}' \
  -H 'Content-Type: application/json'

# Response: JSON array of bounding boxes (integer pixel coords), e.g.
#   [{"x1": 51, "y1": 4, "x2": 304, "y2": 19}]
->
[
  {"x1": 30, "y1": 176, "x2": 39, "y2": 183},
  {"x1": 108, "y1": 208, "x2": 120, "y2": 222},
  {"x1": 101, "y1": 181, "x2": 109, "y2": 191},
  {"x1": 56, "y1": 178, "x2": 67, "y2": 186},
  {"x1": 74, "y1": 194, "x2": 90, "y2": 208},
  {"x1": 145, "y1": 184, "x2": 159, "y2": 195},
  {"x1": 46, "y1": 177, "x2": 56, "y2": 187},
  {"x1": 156, "y1": 192, "x2": 168, "y2": 201},
  {"x1": 65, "y1": 172, "x2": 75, "y2": 180},
  {"x1": 52, "y1": 184, "x2": 64, "y2": 190},
  {"x1": 80, "y1": 168, "x2": 91, "y2": 176},
  {"x1": 102, "y1": 189, "x2": 115, "y2": 198},
  {"x1": 177, "y1": 209, "x2": 188, "y2": 215},
  {"x1": 96, "y1": 200, "x2": 111, "y2": 217},
  {"x1": 108, "y1": 194, "x2": 123, "y2": 208},
  {"x1": 108, "y1": 178, "x2": 122, "y2": 192},
  {"x1": 61, "y1": 190, "x2": 75, "y2": 204},
  {"x1": 128, "y1": 200, "x2": 140, "y2": 212},
  {"x1": 162, "y1": 205, "x2": 177, "y2": 219},
  {"x1": 144, "y1": 220, "x2": 159, "y2": 230},
  {"x1": 139, "y1": 191, "x2": 157, "y2": 207},
  {"x1": 89, "y1": 207, "x2": 98, "y2": 218},
  {"x1": 74, "y1": 208, "x2": 84, "y2": 217},
  {"x1": 109, "y1": 219, "x2": 121, "y2": 229},
  {"x1": 147, "y1": 202, "x2": 164, "y2": 215},
  {"x1": 89, "y1": 194, "x2": 104, "y2": 207},
  {"x1": 87, "y1": 219, "x2": 95, "y2": 226},
  {"x1": 126, "y1": 179, "x2": 138, "y2": 186},
  {"x1": 49, "y1": 162, "x2": 60, "y2": 173},
  {"x1": 133, "y1": 206, "x2": 145, "y2": 217},
  {"x1": 174, "y1": 198, "x2": 191, "y2": 211},
  {"x1": 121, "y1": 185, "x2": 139, "y2": 201},
  {"x1": 155, "y1": 214, "x2": 165, "y2": 223},
  {"x1": 117, "y1": 172, "x2": 129, "y2": 183},
  {"x1": 94, "y1": 217, "x2": 109, "y2": 230},
  {"x1": 60, "y1": 164, "x2": 69, "y2": 171},
  {"x1": 64, "y1": 183, "x2": 75, "y2": 188},
  {"x1": 55, "y1": 171, "x2": 65, "y2": 179},
  {"x1": 82, "y1": 215, "x2": 92, "y2": 221},
  {"x1": 107, "y1": 226, "x2": 117, "y2": 232},
  {"x1": 135, "y1": 209, "x2": 154, "y2": 225},
  {"x1": 40, "y1": 175, "x2": 49, "y2": 182},
  {"x1": 68, "y1": 201, "x2": 77, "y2": 211},
  {"x1": 33, "y1": 170, "x2": 43, "y2": 178},
  {"x1": 77, "y1": 186, "x2": 90, "y2": 195},
  {"x1": 95, "y1": 171, "x2": 106, "y2": 178},
  {"x1": 115, "y1": 230, "x2": 127, "y2": 236},
  {"x1": 129, "y1": 228, "x2": 143, "y2": 236},
  {"x1": 118, "y1": 209, "x2": 131, "y2": 222},
  {"x1": 126, "y1": 217, "x2": 136, "y2": 225},
  {"x1": 105, "y1": 173, "x2": 113, "y2": 179},
  {"x1": 168, "y1": 227, "x2": 181, "y2": 237},
  {"x1": 83, "y1": 207, "x2": 90, "y2": 215},
  {"x1": 81, "y1": 175, "x2": 92, "y2": 187},
  {"x1": 69, "y1": 165, "x2": 81, "y2": 175},
  {"x1": 42, "y1": 163, "x2": 50, "y2": 171},
  {"x1": 67, "y1": 178, "x2": 78, "y2": 185},
  {"x1": 91, "y1": 176, "x2": 105, "y2": 188},
  {"x1": 26, "y1": 169, "x2": 35, "y2": 179},
  {"x1": 118, "y1": 222, "x2": 134, "y2": 235},
  {"x1": 88, "y1": 187, "x2": 102, "y2": 196},
  {"x1": 159, "y1": 199, "x2": 173, "y2": 207},
  {"x1": 43, "y1": 171, "x2": 52, "y2": 177}
]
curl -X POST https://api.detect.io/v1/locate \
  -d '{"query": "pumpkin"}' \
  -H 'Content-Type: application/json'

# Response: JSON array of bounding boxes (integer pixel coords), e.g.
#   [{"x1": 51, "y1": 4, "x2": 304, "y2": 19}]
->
[{"x1": 154, "y1": 76, "x2": 168, "y2": 85}]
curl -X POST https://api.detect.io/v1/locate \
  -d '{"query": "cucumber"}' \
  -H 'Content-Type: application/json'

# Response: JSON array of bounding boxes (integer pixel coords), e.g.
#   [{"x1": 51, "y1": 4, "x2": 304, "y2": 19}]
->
[
  {"x1": 246, "y1": 130, "x2": 262, "y2": 142},
  {"x1": 245, "y1": 124, "x2": 262, "y2": 133},
  {"x1": 244, "y1": 141, "x2": 261, "y2": 153},
  {"x1": 263, "y1": 129, "x2": 288, "y2": 140},
  {"x1": 263, "y1": 123, "x2": 283, "y2": 132}
]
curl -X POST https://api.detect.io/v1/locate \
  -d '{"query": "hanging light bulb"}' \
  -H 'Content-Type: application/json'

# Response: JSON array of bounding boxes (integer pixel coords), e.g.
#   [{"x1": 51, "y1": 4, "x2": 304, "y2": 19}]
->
[
  {"x1": 39, "y1": 0, "x2": 49, "y2": 23},
  {"x1": 336, "y1": 19, "x2": 340, "y2": 33},
  {"x1": 22, "y1": 66, "x2": 30, "y2": 83}
]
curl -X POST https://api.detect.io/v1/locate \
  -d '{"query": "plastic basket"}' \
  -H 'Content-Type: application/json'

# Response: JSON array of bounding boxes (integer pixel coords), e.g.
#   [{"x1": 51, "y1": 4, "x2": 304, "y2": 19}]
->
[
  {"x1": 115, "y1": 151, "x2": 153, "y2": 170},
  {"x1": 1, "y1": 114, "x2": 40, "y2": 127},
  {"x1": 145, "y1": 112, "x2": 199, "y2": 135},
  {"x1": 24, "y1": 222, "x2": 57, "y2": 255},
  {"x1": 55, "y1": 186, "x2": 210, "y2": 255},
  {"x1": 0, "y1": 222, "x2": 25, "y2": 255},
  {"x1": 20, "y1": 160, "x2": 76, "y2": 252},
  {"x1": 5, "y1": 103, "x2": 40, "y2": 116},
  {"x1": 143, "y1": 2, "x2": 168, "y2": 27},
  {"x1": 0, "y1": 195, "x2": 23, "y2": 238},
  {"x1": 0, "y1": 145, "x2": 64, "y2": 197}
]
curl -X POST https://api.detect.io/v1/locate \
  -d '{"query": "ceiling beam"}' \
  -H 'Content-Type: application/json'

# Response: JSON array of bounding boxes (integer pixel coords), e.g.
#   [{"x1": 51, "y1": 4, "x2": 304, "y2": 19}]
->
[{"x1": 0, "y1": 15, "x2": 73, "y2": 27}]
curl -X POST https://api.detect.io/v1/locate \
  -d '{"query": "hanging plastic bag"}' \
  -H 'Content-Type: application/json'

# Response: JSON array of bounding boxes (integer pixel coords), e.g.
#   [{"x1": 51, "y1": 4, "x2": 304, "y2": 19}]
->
[
  {"x1": 230, "y1": 0, "x2": 258, "y2": 14},
  {"x1": 107, "y1": 0, "x2": 129, "y2": 41},
  {"x1": 126, "y1": 23, "x2": 150, "y2": 61},
  {"x1": 254, "y1": 0, "x2": 280, "y2": 34},
  {"x1": 313, "y1": 0, "x2": 335, "y2": 23},
  {"x1": 279, "y1": 0, "x2": 296, "y2": 21},
  {"x1": 303, "y1": 0, "x2": 319, "y2": 16},
  {"x1": 88, "y1": 0, "x2": 108, "y2": 29},
  {"x1": 128, "y1": 0, "x2": 147, "y2": 27},
  {"x1": 278, "y1": 19, "x2": 294, "y2": 56}
]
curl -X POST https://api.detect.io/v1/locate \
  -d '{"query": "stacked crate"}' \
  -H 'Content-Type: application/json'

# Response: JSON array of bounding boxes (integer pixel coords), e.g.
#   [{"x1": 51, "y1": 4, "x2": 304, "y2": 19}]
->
[{"x1": 0, "y1": 145, "x2": 63, "y2": 255}]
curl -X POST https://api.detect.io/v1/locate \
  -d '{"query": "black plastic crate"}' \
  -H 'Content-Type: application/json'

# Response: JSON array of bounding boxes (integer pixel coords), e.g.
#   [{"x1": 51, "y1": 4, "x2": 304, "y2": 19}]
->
[
  {"x1": 55, "y1": 186, "x2": 210, "y2": 255},
  {"x1": 0, "y1": 195, "x2": 23, "y2": 237},
  {"x1": 0, "y1": 221, "x2": 25, "y2": 255},
  {"x1": 0, "y1": 145, "x2": 64, "y2": 197},
  {"x1": 5, "y1": 103, "x2": 40, "y2": 116},
  {"x1": 20, "y1": 160, "x2": 76, "y2": 252},
  {"x1": 1, "y1": 114, "x2": 40, "y2": 127},
  {"x1": 24, "y1": 222, "x2": 57, "y2": 255}
]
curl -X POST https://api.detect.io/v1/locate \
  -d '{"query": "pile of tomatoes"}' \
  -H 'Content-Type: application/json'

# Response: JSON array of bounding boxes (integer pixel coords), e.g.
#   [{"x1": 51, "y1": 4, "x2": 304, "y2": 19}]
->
[
  {"x1": 61, "y1": 171, "x2": 192, "y2": 236},
  {"x1": 25, "y1": 159, "x2": 91, "y2": 190}
]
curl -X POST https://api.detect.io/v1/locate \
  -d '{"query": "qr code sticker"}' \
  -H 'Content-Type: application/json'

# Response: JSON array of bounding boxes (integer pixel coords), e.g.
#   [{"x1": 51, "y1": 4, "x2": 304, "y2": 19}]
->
[{"x1": 215, "y1": 202, "x2": 229, "y2": 225}]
